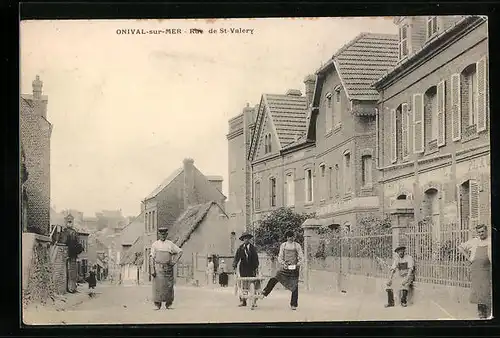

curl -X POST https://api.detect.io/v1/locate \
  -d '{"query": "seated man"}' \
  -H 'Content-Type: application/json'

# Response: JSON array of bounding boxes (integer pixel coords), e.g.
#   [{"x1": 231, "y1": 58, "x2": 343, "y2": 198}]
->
[{"x1": 385, "y1": 244, "x2": 415, "y2": 308}]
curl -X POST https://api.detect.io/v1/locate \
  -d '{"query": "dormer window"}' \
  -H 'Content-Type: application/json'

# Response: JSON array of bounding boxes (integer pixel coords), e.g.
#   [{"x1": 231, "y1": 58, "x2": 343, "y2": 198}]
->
[
  {"x1": 398, "y1": 24, "x2": 409, "y2": 60},
  {"x1": 426, "y1": 16, "x2": 439, "y2": 40},
  {"x1": 264, "y1": 133, "x2": 272, "y2": 154}
]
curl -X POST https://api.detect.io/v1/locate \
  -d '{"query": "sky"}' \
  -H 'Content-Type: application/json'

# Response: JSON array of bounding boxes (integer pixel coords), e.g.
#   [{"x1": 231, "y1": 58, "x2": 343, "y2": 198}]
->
[{"x1": 20, "y1": 17, "x2": 397, "y2": 218}]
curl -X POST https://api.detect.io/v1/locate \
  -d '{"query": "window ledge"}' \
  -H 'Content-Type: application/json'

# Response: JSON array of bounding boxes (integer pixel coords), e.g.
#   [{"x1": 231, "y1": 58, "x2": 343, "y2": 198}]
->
[
  {"x1": 343, "y1": 193, "x2": 353, "y2": 201},
  {"x1": 361, "y1": 184, "x2": 373, "y2": 191},
  {"x1": 334, "y1": 124, "x2": 342, "y2": 133},
  {"x1": 304, "y1": 201, "x2": 314, "y2": 207},
  {"x1": 325, "y1": 130, "x2": 333, "y2": 138},
  {"x1": 462, "y1": 125, "x2": 479, "y2": 142}
]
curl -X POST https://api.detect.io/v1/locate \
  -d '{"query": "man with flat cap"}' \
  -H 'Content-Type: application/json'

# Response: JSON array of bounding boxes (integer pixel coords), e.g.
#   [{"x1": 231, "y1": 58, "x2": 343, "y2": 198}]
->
[
  {"x1": 150, "y1": 226, "x2": 183, "y2": 310},
  {"x1": 233, "y1": 231, "x2": 260, "y2": 307},
  {"x1": 385, "y1": 242, "x2": 414, "y2": 308}
]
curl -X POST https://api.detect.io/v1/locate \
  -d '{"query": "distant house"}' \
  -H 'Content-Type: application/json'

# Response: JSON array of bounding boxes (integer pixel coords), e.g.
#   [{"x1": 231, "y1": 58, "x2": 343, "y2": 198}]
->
[
  {"x1": 142, "y1": 158, "x2": 227, "y2": 281},
  {"x1": 119, "y1": 236, "x2": 145, "y2": 285},
  {"x1": 117, "y1": 211, "x2": 145, "y2": 284}
]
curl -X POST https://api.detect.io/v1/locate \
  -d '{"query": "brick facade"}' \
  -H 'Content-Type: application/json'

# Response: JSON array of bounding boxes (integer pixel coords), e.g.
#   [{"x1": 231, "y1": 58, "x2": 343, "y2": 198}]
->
[
  {"x1": 20, "y1": 77, "x2": 52, "y2": 235},
  {"x1": 374, "y1": 16, "x2": 490, "y2": 228}
]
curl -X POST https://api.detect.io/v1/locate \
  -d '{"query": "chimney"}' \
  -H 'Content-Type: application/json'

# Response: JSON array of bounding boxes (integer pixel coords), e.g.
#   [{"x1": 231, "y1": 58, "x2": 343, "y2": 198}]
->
[
  {"x1": 31, "y1": 75, "x2": 48, "y2": 119},
  {"x1": 206, "y1": 175, "x2": 223, "y2": 194},
  {"x1": 304, "y1": 74, "x2": 316, "y2": 106},
  {"x1": 183, "y1": 158, "x2": 196, "y2": 208},
  {"x1": 285, "y1": 89, "x2": 302, "y2": 96},
  {"x1": 32, "y1": 75, "x2": 43, "y2": 100}
]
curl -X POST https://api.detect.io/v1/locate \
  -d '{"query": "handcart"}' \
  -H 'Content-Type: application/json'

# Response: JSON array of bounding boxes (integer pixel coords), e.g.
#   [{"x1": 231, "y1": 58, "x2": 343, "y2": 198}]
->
[{"x1": 234, "y1": 271, "x2": 267, "y2": 310}]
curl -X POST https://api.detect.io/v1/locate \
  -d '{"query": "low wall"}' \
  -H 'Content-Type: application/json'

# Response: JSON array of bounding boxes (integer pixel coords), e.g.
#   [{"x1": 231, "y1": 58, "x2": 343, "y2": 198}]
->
[{"x1": 309, "y1": 268, "x2": 478, "y2": 314}]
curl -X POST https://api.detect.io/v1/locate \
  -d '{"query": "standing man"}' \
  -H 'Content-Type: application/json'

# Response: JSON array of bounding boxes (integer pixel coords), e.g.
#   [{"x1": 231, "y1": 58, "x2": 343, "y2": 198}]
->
[
  {"x1": 206, "y1": 257, "x2": 215, "y2": 288},
  {"x1": 233, "y1": 232, "x2": 259, "y2": 307},
  {"x1": 261, "y1": 230, "x2": 304, "y2": 310},
  {"x1": 459, "y1": 224, "x2": 492, "y2": 319},
  {"x1": 385, "y1": 243, "x2": 415, "y2": 308},
  {"x1": 150, "y1": 226, "x2": 183, "y2": 310}
]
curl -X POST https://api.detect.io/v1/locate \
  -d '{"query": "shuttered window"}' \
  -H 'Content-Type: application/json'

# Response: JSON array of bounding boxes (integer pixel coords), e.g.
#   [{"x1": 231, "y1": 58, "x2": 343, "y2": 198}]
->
[
  {"x1": 451, "y1": 73, "x2": 462, "y2": 141},
  {"x1": 319, "y1": 164, "x2": 326, "y2": 200},
  {"x1": 305, "y1": 169, "x2": 313, "y2": 202},
  {"x1": 254, "y1": 182, "x2": 261, "y2": 210},
  {"x1": 402, "y1": 103, "x2": 409, "y2": 158},
  {"x1": 437, "y1": 80, "x2": 446, "y2": 147},
  {"x1": 427, "y1": 16, "x2": 438, "y2": 39},
  {"x1": 390, "y1": 109, "x2": 397, "y2": 163},
  {"x1": 477, "y1": 56, "x2": 488, "y2": 132},
  {"x1": 413, "y1": 93, "x2": 424, "y2": 153},
  {"x1": 285, "y1": 173, "x2": 295, "y2": 207},
  {"x1": 469, "y1": 179, "x2": 479, "y2": 226},
  {"x1": 326, "y1": 93, "x2": 333, "y2": 132},
  {"x1": 269, "y1": 177, "x2": 277, "y2": 207},
  {"x1": 399, "y1": 24, "x2": 409, "y2": 59}
]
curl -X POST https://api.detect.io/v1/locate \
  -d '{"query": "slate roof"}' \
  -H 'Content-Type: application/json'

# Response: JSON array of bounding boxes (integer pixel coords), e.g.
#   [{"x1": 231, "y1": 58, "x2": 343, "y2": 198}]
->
[
  {"x1": 119, "y1": 236, "x2": 144, "y2": 266},
  {"x1": 144, "y1": 167, "x2": 183, "y2": 200},
  {"x1": 328, "y1": 33, "x2": 399, "y2": 101},
  {"x1": 263, "y1": 94, "x2": 309, "y2": 148},
  {"x1": 167, "y1": 201, "x2": 226, "y2": 247},
  {"x1": 20, "y1": 97, "x2": 34, "y2": 114},
  {"x1": 119, "y1": 211, "x2": 145, "y2": 246}
]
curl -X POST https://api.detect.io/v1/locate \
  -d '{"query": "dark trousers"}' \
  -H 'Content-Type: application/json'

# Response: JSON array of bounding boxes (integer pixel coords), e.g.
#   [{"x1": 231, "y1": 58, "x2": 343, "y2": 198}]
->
[
  {"x1": 386, "y1": 289, "x2": 408, "y2": 306},
  {"x1": 263, "y1": 277, "x2": 298, "y2": 307}
]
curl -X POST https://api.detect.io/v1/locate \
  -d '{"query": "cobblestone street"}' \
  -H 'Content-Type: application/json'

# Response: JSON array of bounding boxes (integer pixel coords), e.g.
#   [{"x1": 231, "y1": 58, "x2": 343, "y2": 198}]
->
[{"x1": 23, "y1": 282, "x2": 476, "y2": 325}]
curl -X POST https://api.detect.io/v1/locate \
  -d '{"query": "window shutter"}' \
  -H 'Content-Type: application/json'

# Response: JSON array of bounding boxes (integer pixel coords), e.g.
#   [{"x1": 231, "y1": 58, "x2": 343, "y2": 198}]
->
[
  {"x1": 412, "y1": 93, "x2": 424, "y2": 153},
  {"x1": 402, "y1": 103, "x2": 409, "y2": 158},
  {"x1": 456, "y1": 184, "x2": 462, "y2": 229},
  {"x1": 390, "y1": 109, "x2": 397, "y2": 163},
  {"x1": 437, "y1": 80, "x2": 446, "y2": 147},
  {"x1": 469, "y1": 179, "x2": 479, "y2": 227},
  {"x1": 476, "y1": 56, "x2": 488, "y2": 132},
  {"x1": 451, "y1": 73, "x2": 461, "y2": 141}
]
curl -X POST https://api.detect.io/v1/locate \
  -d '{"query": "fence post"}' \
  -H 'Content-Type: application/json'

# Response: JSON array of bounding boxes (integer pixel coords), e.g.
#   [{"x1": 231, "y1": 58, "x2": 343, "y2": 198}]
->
[
  {"x1": 389, "y1": 201, "x2": 415, "y2": 250},
  {"x1": 302, "y1": 218, "x2": 322, "y2": 292}
]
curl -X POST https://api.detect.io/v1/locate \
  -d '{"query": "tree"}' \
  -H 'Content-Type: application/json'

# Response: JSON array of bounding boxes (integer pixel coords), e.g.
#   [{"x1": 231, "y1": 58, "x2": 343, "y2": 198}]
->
[{"x1": 254, "y1": 207, "x2": 315, "y2": 258}]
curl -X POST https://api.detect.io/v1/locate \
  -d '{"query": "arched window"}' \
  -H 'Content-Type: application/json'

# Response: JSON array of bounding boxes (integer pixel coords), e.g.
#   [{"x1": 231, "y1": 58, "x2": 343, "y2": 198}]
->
[
  {"x1": 269, "y1": 177, "x2": 277, "y2": 207},
  {"x1": 390, "y1": 103, "x2": 409, "y2": 163},
  {"x1": 334, "y1": 85, "x2": 342, "y2": 127},
  {"x1": 424, "y1": 86, "x2": 438, "y2": 149},
  {"x1": 423, "y1": 187, "x2": 440, "y2": 242},
  {"x1": 325, "y1": 92, "x2": 333, "y2": 132}
]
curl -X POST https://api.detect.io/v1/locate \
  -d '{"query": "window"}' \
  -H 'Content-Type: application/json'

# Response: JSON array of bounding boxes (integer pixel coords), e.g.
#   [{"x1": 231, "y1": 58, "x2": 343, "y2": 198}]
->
[
  {"x1": 328, "y1": 166, "x2": 333, "y2": 199},
  {"x1": 152, "y1": 210, "x2": 156, "y2": 231},
  {"x1": 335, "y1": 164, "x2": 339, "y2": 194},
  {"x1": 469, "y1": 69, "x2": 477, "y2": 126},
  {"x1": 343, "y1": 151, "x2": 351, "y2": 194},
  {"x1": 459, "y1": 179, "x2": 479, "y2": 229},
  {"x1": 264, "y1": 133, "x2": 272, "y2": 154},
  {"x1": 305, "y1": 169, "x2": 313, "y2": 203},
  {"x1": 362, "y1": 155, "x2": 373, "y2": 187},
  {"x1": 269, "y1": 177, "x2": 277, "y2": 207},
  {"x1": 325, "y1": 93, "x2": 333, "y2": 132},
  {"x1": 334, "y1": 86, "x2": 342, "y2": 127},
  {"x1": 319, "y1": 164, "x2": 326, "y2": 200},
  {"x1": 285, "y1": 173, "x2": 295, "y2": 207},
  {"x1": 426, "y1": 16, "x2": 439, "y2": 40},
  {"x1": 254, "y1": 181, "x2": 261, "y2": 210},
  {"x1": 145, "y1": 212, "x2": 148, "y2": 232},
  {"x1": 399, "y1": 24, "x2": 409, "y2": 59},
  {"x1": 230, "y1": 232, "x2": 236, "y2": 254},
  {"x1": 149, "y1": 212, "x2": 152, "y2": 232},
  {"x1": 424, "y1": 86, "x2": 438, "y2": 145}
]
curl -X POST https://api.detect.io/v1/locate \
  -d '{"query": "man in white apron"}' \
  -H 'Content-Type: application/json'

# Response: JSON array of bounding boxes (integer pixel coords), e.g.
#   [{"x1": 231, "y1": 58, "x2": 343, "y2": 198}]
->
[
  {"x1": 150, "y1": 226, "x2": 183, "y2": 310},
  {"x1": 385, "y1": 244, "x2": 414, "y2": 308},
  {"x1": 459, "y1": 224, "x2": 492, "y2": 319}
]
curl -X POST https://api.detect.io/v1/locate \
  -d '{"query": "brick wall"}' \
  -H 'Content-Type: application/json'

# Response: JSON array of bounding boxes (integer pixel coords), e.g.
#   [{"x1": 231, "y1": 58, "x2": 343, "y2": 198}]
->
[
  {"x1": 20, "y1": 110, "x2": 52, "y2": 235},
  {"x1": 52, "y1": 244, "x2": 68, "y2": 294}
]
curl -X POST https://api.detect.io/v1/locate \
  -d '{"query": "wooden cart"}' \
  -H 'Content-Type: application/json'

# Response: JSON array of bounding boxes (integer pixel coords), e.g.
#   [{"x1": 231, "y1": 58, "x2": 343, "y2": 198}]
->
[{"x1": 235, "y1": 275, "x2": 267, "y2": 310}]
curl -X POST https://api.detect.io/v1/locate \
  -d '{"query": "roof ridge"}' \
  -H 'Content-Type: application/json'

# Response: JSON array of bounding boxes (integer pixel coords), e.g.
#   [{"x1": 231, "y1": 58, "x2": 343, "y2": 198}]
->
[{"x1": 333, "y1": 32, "x2": 368, "y2": 58}]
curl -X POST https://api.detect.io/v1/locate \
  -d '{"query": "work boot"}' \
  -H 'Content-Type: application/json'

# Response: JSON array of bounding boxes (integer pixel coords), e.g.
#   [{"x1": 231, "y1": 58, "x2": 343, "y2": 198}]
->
[
  {"x1": 384, "y1": 289, "x2": 395, "y2": 308},
  {"x1": 400, "y1": 290, "x2": 408, "y2": 307}
]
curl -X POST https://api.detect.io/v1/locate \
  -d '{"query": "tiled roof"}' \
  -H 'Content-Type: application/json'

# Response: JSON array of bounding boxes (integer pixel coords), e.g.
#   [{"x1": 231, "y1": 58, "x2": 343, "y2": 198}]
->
[
  {"x1": 119, "y1": 210, "x2": 145, "y2": 245},
  {"x1": 334, "y1": 33, "x2": 399, "y2": 101},
  {"x1": 20, "y1": 97, "x2": 34, "y2": 114},
  {"x1": 144, "y1": 167, "x2": 183, "y2": 200},
  {"x1": 263, "y1": 94, "x2": 309, "y2": 148},
  {"x1": 168, "y1": 202, "x2": 223, "y2": 247},
  {"x1": 119, "y1": 236, "x2": 144, "y2": 266}
]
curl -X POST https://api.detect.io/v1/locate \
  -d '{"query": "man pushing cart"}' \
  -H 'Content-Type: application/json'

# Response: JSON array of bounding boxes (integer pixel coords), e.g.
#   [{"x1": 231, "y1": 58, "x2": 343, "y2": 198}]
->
[{"x1": 233, "y1": 231, "x2": 260, "y2": 308}]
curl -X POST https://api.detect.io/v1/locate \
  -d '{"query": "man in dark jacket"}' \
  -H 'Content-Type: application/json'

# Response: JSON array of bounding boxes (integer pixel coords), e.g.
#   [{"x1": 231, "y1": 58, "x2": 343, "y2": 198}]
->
[{"x1": 233, "y1": 232, "x2": 259, "y2": 307}]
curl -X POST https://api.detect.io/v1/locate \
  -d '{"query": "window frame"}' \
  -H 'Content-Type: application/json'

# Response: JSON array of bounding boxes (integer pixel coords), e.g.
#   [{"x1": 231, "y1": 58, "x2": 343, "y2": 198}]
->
[
  {"x1": 343, "y1": 150, "x2": 352, "y2": 195},
  {"x1": 304, "y1": 168, "x2": 314, "y2": 203},
  {"x1": 254, "y1": 181, "x2": 261, "y2": 210},
  {"x1": 426, "y1": 16, "x2": 439, "y2": 40},
  {"x1": 269, "y1": 177, "x2": 277, "y2": 207},
  {"x1": 284, "y1": 172, "x2": 295, "y2": 207},
  {"x1": 399, "y1": 23, "x2": 410, "y2": 60}
]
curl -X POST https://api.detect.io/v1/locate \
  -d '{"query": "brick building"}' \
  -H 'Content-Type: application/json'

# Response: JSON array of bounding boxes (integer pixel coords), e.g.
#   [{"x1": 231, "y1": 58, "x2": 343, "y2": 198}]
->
[
  {"x1": 228, "y1": 33, "x2": 399, "y2": 230},
  {"x1": 372, "y1": 16, "x2": 490, "y2": 232},
  {"x1": 20, "y1": 75, "x2": 52, "y2": 235},
  {"x1": 141, "y1": 158, "x2": 226, "y2": 281}
]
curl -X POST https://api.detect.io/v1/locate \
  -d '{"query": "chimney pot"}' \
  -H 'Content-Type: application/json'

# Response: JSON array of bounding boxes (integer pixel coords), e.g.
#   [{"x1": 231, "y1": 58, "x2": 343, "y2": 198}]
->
[{"x1": 32, "y1": 75, "x2": 43, "y2": 100}]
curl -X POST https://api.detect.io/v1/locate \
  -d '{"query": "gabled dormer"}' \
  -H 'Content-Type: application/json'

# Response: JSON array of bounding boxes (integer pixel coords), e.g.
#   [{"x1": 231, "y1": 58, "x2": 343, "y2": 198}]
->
[{"x1": 394, "y1": 16, "x2": 468, "y2": 63}]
